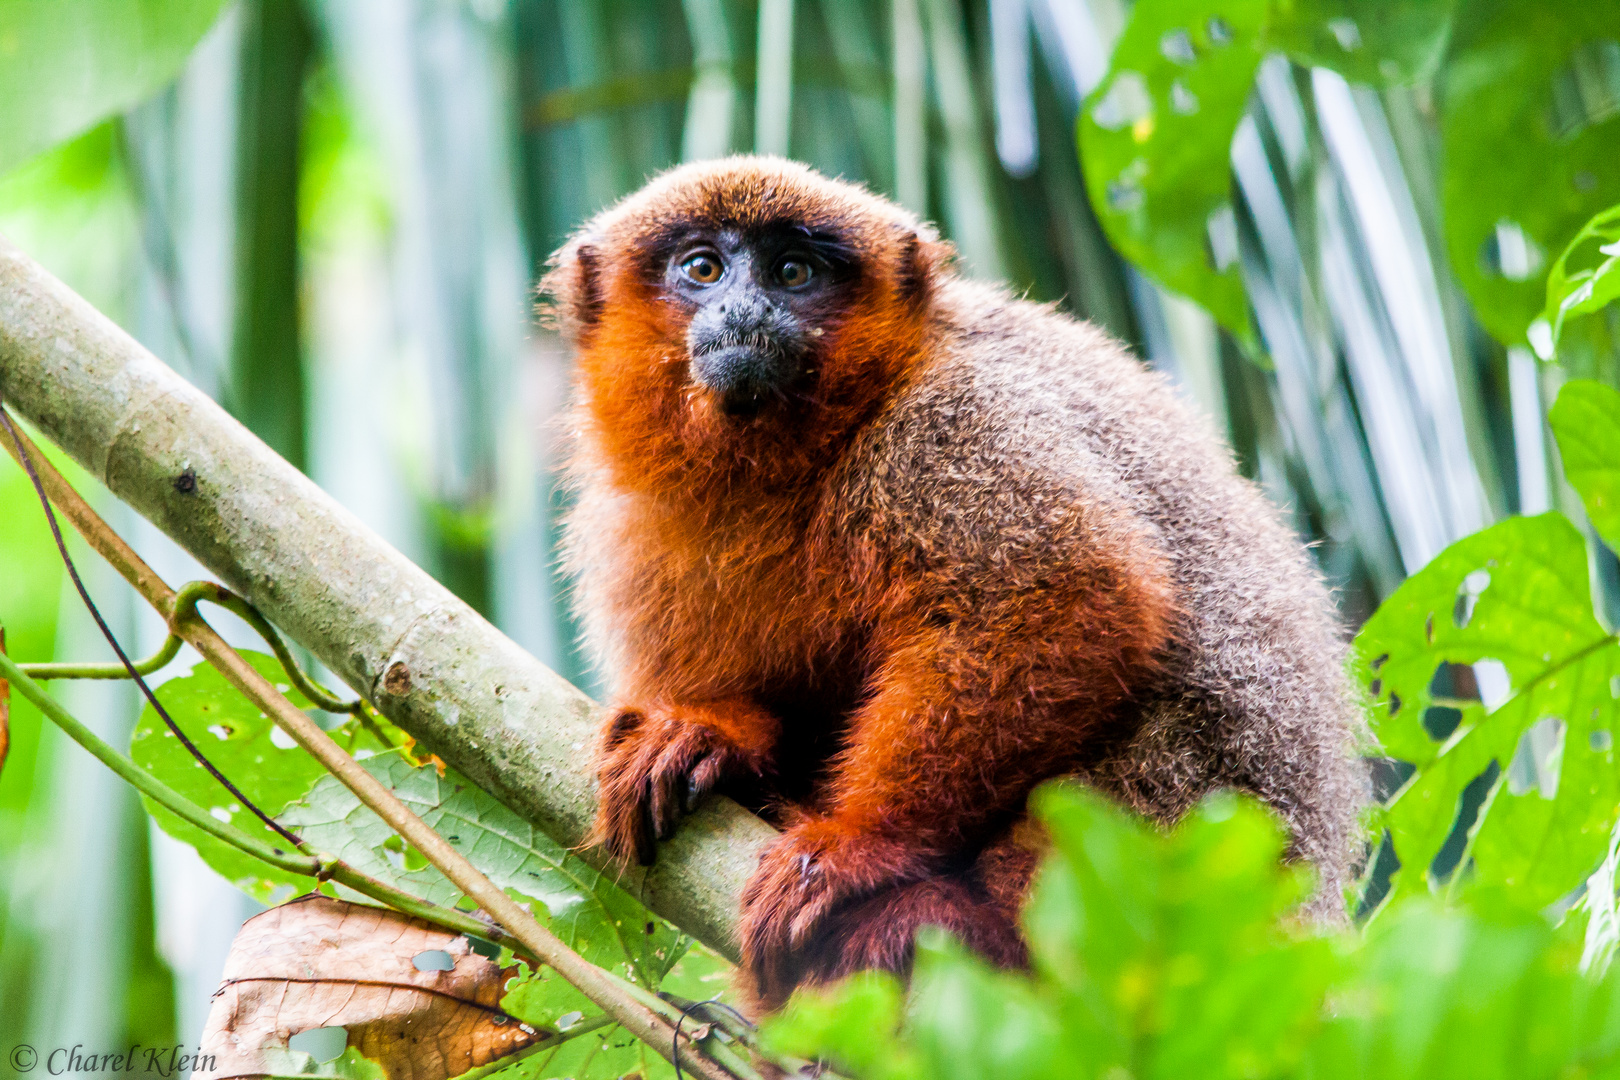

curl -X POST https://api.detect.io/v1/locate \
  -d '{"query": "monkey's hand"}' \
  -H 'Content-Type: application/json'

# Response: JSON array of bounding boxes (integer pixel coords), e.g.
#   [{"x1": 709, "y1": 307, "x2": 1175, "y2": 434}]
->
[
  {"x1": 737, "y1": 818, "x2": 930, "y2": 1010},
  {"x1": 590, "y1": 698, "x2": 776, "y2": 867}
]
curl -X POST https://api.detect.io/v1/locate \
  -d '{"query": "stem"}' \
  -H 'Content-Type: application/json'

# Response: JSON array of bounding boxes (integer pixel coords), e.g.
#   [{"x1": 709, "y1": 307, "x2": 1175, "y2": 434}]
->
[
  {"x1": 0, "y1": 648, "x2": 316, "y2": 875},
  {"x1": 610, "y1": 972, "x2": 768, "y2": 1080},
  {"x1": 0, "y1": 240, "x2": 777, "y2": 962},
  {"x1": 0, "y1": 627, "x2": 11, "y2": 777},
  {"x1": 21, "y1": 633, "x2": 181, "y2": 680},
  {"x1": 318, "y1": 859, "x2": 526, "y2": 957},
  {"x1": 0, "y1": 411, "x2": 176, "y2": 609},
  {"x1": 0, "y1": 415, "x2": 738, "y2": 1080},
  {"x1": 452, "y1": 1014, "x2": 616, "y2": 1080},
  {"x1": 0, "y1": 639, "x2": 721, "y2": 1070},
  {"x1": 173, "y1": 579, "x2": 363, "y2": 715}
]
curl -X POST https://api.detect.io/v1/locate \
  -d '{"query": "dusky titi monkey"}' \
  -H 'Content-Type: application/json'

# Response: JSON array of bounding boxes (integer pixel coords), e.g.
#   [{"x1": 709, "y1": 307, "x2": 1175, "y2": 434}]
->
[{"x1": 544, "y1": 157, "x2": 1367, "y2": 1010}]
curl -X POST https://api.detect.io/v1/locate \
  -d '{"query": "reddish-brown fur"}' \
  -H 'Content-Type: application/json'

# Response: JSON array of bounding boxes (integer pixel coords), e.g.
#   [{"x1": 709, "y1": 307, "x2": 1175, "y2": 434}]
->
[{"x1": 544, "y1": 158, "x2": 1366, "y2": 1010}]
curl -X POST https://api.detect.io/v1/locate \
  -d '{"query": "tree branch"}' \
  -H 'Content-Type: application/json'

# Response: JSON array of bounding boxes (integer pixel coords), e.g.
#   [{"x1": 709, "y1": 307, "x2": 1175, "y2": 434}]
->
[{"x1": 0, "y1": 232, "x2": 776, "y2": 961}]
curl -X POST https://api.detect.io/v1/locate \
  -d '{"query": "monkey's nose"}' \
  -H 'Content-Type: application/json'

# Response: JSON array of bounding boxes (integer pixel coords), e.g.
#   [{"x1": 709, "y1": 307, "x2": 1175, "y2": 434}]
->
[{"x1": 691, "y1": 344, "x2": 773, "y2": 416}]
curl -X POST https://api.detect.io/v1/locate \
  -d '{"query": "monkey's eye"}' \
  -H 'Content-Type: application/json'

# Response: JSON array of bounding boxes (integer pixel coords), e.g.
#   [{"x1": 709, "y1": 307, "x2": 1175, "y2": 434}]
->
[
  {"x1": 775, "y1": 258, "x2": 814, "y2": 288},
  {"x1": 680, "y1": 252, "x2": 724, "y2": 285}
]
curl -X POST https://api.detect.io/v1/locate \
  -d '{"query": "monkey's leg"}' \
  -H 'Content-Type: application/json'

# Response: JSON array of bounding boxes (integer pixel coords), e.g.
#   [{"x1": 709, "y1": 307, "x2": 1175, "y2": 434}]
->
[
  {"x1": 734, "y1": 635, "x2": 1089, "y2": 1007},
  {"x1": 793, "y1": 877, "x2": 1024, "y2": 988},
  {"x1": 590, "y1": 696, "x2": 779, "y2": 866},
  {"x1": 782, "y1": 819, "x2": 1046, "y2": 1000}
]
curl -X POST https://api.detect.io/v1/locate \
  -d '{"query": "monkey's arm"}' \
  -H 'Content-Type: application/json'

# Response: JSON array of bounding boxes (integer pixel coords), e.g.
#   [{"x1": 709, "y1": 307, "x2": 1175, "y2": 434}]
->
[
  {"x1": 591, "y1": 695, "x2": 780, "y2": 866},
  {"x1": 736, "y1": 573, "x2": 1172, "y2": 1005}
]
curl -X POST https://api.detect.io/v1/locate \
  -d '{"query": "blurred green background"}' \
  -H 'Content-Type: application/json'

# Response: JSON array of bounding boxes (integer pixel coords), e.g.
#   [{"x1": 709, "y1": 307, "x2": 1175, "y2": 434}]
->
[{"x1": 2, "y1": 0, "x2": 1617, "y2": 1061}]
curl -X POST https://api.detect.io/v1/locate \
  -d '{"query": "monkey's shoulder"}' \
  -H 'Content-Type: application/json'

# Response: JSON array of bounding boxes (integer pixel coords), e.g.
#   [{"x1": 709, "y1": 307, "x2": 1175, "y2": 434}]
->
[
  {"x1": 839, "y1": 285, "x2": 1214, "y2": 521},
  {"x1": 819, "y1": 289, "x2": 1174, "y2": 588}
]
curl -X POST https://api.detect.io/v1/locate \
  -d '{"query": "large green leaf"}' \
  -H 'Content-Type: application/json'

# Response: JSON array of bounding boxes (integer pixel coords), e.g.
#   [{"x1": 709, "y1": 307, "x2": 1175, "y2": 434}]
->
[
  {"x1": 1356, "y1": 515, "x2": 1620, "y2": 907},
  {"x1": 129, "y1": 651, "x2": 398, "y2": 904},
  {"x1": 1079, "y1": 0, "x2": 1454, "y2": 342},
  {"x1": 1441, "y1": 0, "x2": 1620, "y2": 353},
  {"x1": 763, "y1": 791, "x2": 1620, "y2": 1080},
  {"x1": 281, "y1": 753, "x2": 718, "y2": 1080},
  {"x1": 1270, "y1": 0, "x2": 1457, "y2": 84},
  {"x1": 766, "y1": 787, "x2": 1337, "y2": 1080},
  {"x1": 0, "y1": 0, "x2": 230, "y2": 176},
  {"x1": 1080, "y1": 0, "x2": 1268, "y2": 339},
  {"x1": 133, "y1": 652, "x2": 730, "y2": 1078},
  {"x1": 1024, "y1": 786, "x2": 1334, "y2": 1080},
  {"x1": 1550, "y1": 379, "x2": 1620, "y2": 554}
]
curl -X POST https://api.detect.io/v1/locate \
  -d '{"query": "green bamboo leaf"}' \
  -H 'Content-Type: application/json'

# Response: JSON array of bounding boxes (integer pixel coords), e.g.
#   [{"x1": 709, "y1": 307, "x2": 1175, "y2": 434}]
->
[
  {"x1": 1550, "y1": 379, "x2": 1620, "y2": 554},
  {"x1": 128, "y1": 651, "x2": 397, "y2": 903},
  {"x1": 1356, "y1": 515, "x2": 1620, "y2": 906},
  {"x1": 0, "y1": 0, "x2": 231, "y2": 176},
  {"x1": 1441, "y1": 1, "x2": 1620, "y2": 352}
]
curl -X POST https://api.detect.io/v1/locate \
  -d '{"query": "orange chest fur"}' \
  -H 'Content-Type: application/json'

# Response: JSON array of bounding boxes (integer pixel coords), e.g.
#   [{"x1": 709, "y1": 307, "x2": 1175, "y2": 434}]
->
[{"x1": 615, "y1": 491, "x2": 865, "y2": 692}]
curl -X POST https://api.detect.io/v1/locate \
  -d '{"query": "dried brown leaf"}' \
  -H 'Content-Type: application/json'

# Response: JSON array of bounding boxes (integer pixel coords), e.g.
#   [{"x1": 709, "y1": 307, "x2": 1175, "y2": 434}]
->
[{"x1": 196, "y1": 894, "x2": 548, "y2": 1080}]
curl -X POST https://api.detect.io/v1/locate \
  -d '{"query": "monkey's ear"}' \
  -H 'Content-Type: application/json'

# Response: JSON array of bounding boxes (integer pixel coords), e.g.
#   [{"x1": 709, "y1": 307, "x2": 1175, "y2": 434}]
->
[
  {"x1": 893, "y1": 222, "x2": 953, "y2": 310},
  {"x1": 539, "y1": 234, "x2": 606, "y2": 343}
]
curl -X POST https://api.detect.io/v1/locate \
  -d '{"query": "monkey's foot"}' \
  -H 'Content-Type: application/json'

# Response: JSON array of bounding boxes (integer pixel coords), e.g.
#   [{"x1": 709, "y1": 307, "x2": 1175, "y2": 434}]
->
[
  {"x1": 792, "y1": 876, "x2": 1028, "y2": 988},
  {"x1": 591, "y1": 703, "x2": 769, "y2": 866},
  {"x1": 737, "y1": 820, "x2": 937, "y2": 1010}
]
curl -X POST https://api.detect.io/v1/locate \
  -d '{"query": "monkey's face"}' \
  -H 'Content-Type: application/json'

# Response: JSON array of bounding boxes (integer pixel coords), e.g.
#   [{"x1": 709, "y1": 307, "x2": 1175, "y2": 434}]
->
[
  {"x1": 667, "y1": 227, "x2": 852, "y2": 419},
  {"x1": 546, "y1": 157, "x2": 948, "y2": 491}
]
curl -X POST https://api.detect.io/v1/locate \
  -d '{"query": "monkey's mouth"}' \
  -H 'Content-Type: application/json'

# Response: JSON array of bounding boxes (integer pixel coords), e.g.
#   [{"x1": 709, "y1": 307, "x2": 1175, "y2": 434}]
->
[{"x1": 688, "y1": 334, "x2": 809, "y2": 419}]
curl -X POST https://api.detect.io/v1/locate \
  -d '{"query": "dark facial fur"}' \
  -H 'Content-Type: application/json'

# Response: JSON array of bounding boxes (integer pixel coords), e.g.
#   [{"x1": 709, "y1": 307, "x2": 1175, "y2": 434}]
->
[
  {"x1": 671, "y1": 227, "x2": 856, "y2": 417},
  {"x1": 542, "y1": 156, "x2": 1370, "y2": 1012}
]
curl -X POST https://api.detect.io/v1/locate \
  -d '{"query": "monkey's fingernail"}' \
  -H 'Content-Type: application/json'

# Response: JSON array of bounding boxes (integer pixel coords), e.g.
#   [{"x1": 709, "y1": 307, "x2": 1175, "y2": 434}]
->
[
  {"x1": 809, "y1": 326, "x2": 823, "y2": 337},
  {"x1": 682, "y1": 776, "x2": 700, "y2": 813}
]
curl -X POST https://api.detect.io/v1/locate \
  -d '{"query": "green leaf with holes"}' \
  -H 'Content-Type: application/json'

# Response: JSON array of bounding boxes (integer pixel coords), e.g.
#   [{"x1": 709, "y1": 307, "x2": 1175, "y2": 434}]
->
[
  {"x1": 1442, "y1": 1, "x2": 1620, "y2": 360},
  {"x1": 1355, "y1": 514, "x2": 1620, "y2": 908},
  {"x1": 281, "y1": 753, "x2": 722, "y2": 1080},
  {"x1": 1269, "y1": 0, "x2": 1457, "y2": 85},
  {"x1": 1550, "y1": 379, "x2": 1620, "y2": 554},
  {"x1": 1080, "y1": 0, "x2": 1454, "y2": 344},
  {"x1": 1080, "y1": 0, "x2": 1268, "y2": 340},
  {"x1": 129, "y1": 650, "x2": 398, "y2": 904}
]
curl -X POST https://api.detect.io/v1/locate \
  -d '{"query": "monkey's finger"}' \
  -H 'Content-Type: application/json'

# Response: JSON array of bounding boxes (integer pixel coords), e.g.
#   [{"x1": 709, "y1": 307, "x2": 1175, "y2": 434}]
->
[
  {"x1": 682, "y1": 751, "x2": 729, "y2": 813},
  {"x1": 634, "y1": 788, "x2": 659, "y2": 867},
  {"x1": 649, "y1": 734, "x2": 708, "y2": 839},
  {"x1": 650, "y1": 758, "x2": 688, "y2": 841}
]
